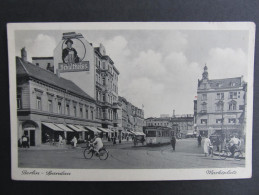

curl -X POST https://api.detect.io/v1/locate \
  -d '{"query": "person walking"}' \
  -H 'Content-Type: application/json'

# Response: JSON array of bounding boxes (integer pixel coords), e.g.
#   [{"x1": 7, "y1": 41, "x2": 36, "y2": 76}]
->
[
  {"x1": 171, "y1": 136, "x2": 176, "y2": 151},
  {"x1": 58, "y1": 135, "x2": 63, "y2": 146},
  {"x1": 197, "y1": 134, "x2": 202, "y2": 147},
  {"x1": 72, "y1": 136, "x2": 77, "y2": 148},
  {"x1": 203, "y1": 136, "x2": 212, "y2": 157}
]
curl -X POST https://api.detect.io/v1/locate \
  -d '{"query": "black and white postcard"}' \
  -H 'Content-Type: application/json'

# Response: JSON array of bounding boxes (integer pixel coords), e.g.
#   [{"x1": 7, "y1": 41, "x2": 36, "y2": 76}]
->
[{"x1": 8, "y1": 22, "x2": 255, "y2": 181}]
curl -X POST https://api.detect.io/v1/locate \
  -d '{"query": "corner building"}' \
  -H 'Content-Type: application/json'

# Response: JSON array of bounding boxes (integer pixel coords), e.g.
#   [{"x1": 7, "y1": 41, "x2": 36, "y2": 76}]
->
[
  {"x1": 196, "y1": 66, "x2": 247, "y2": 138},
  {"x1": 16, "y1": 54, "x2": 99, "y2": 146}
]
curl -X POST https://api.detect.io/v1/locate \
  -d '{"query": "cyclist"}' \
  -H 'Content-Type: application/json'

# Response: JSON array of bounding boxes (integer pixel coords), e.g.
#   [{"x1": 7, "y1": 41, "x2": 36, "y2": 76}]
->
[
  {"x1": 228, "y1": 135, "x2": 241, "y2": 156},
  {"x1": 92, "y1": 133, "x2": 103, "y2": 155}
]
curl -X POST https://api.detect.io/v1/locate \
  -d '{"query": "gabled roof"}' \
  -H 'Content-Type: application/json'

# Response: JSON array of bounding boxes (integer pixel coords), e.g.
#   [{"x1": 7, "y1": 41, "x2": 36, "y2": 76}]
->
[{"x1": 16, "y1": 57, "x2": 95, "y2": 102}]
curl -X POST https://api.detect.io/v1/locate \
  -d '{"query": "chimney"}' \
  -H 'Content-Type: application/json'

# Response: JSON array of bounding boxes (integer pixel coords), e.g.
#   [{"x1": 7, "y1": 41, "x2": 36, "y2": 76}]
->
[
  {"x1": 21, "y1": 47, "x2": 27, "y2": 61},
  {"x1": 173, "y1": 109, "x2": 175, "y2": 117}
]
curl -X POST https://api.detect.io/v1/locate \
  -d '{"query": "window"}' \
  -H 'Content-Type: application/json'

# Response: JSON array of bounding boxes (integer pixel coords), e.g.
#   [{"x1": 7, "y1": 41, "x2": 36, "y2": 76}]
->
[
  {"x1": 229, "y1": 101, "x2": 237, "y2": 111},
  {"x1": 102, "y1": 78, "x2": 105, "y2": 85},
  {"x1": 17, "y1": 94, "x2": 21, "y2": 109},
  {"x1": 102, "y1": 94, "x2": 105, "y2": 102},
  {"x1": 36, "y1": 97, "x2": 42, "y2": 110},
  {"x1": 216, "y1": 102, "x2": 224, "y2": 111},
  {"x1": 91, "y1": 110, "x2": 94, "y2": 120},
  {"x1": 86, "y1": 108, "x2": 89, "y2": 119},
  {"x1": 48, "y1": 100, "x2": 53, "y2": 113},
  {"x1": 36, "y1": 63, "x2": 39, "y2": 66},
  {"x1": 80, "y1": 107, "x2": 83, "y2": 118},
  {"x1": 216, "y1": 93, "x2": 224, "y2": 100},
  {"x1": 66, "y1": 104, "x2": 70, "y2": 115},
  {"x1": 201, "y1": 94, "x2": 207, "y2": 100},
  {"x1": 102, "y1": 62, "x2": 105, "y2": 69},
  {"x1": 58, "y1": 102, "x2": 62, "y2": 114},
  {"x1": 201, "y1": 119, "x2": 207, "y2": 124},
  {"x1": 229, "y1": 92, "x2": 237, "y2": 99},
  {"x1": 201, "y1": 103, "x2": 207, "y2": 111},
  {"x1": 216, "y1": 119, "x2": 223, "y2": 124},
  {"x1": 73, "y1": 105, "x2": 77, "y2": 117},
  {"x1": 228, "y1": 118, "x2": 236, "y2": 124}
]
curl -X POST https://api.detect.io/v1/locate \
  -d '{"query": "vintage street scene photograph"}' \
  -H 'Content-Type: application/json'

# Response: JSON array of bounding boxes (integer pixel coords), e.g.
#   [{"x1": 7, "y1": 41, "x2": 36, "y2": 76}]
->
[{"x1": 8, "y1": 23, "x2": 255, "y2": 180}]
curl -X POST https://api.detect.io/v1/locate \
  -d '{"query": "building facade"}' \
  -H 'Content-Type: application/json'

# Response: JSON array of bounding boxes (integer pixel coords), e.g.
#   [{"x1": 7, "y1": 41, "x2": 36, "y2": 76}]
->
[
  {"x1": 145, "y1": 115, "x2": 194, "y2": 138},
  {"x1": 17, "y1": 52, "x2": 101, "y2": 146},
  {"x1": 118, "y1": 96, "x2": 145, "y2": 133},
  {"x1": 196, "y1": 65, "x2": 247, "y2": 138},
  {"x1": 94, "y1": 44, "x2": 120, "y2": 132}
]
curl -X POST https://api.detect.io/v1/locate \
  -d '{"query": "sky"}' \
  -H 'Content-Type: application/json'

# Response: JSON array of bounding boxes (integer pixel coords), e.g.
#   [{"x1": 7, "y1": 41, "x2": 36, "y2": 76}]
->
[{"x1": 15, "y1": 29, "x2": 249, "y2": 118}]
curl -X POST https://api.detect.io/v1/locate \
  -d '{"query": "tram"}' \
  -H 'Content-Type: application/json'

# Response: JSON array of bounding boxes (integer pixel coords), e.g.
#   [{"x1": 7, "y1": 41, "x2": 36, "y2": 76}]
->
[{"x1": 144, "y1": 126, "x2": 176, "y2": 145}]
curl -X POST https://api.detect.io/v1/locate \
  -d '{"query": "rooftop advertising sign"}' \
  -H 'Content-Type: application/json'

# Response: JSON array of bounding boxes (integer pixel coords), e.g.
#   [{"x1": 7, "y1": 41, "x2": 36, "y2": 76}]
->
[{"x1": 58, "y1": 32, "x2": 89, "y2": 72}]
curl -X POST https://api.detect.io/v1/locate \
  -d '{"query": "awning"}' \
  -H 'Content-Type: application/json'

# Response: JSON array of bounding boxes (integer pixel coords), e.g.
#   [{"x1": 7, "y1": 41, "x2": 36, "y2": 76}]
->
[
  {"x1": 67, "y1": 124, "x2": 82, "y2": 132},
  {"x1": 42, "y1": 122, "x2": 64, "y2": 131},
  {"x1": 97, "y1": 127, "x2": 111, "y2": 133},
  {"x1": 85, "y1": 126, "x2": 102, "y2": 133},
  {"x1": 75, "y1": 125, "x2": 88, "y2": 132},
  {"x1": 55, "y1": 124, "x2": 73, "y2": 132}
]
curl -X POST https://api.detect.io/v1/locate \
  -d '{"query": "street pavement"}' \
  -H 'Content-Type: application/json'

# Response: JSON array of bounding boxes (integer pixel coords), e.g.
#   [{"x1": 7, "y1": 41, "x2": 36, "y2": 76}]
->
[{"x1": 18, "y1": 138, "x2": 245, "y2": 169}]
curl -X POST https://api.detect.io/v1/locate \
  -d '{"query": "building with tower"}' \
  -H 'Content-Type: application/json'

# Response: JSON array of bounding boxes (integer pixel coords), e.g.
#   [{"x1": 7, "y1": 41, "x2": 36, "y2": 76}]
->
[{"x1": 196, "y1": 65, "x2": 247, "y2": 138}]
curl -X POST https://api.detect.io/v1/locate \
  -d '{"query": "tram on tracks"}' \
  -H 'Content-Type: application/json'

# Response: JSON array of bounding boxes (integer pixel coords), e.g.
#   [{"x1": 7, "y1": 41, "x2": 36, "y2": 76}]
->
[{"x1": 144, "y1": 126, "x2": 177, "y2": 145}]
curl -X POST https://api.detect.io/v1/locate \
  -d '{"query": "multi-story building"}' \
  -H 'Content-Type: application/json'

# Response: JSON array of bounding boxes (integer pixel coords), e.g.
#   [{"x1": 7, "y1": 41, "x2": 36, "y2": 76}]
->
[
  {"x1": 171, "y1": 115, "x2": 194, "y2": 137},
  {"x1": 118, "y1": 96, "x2": 145, "y2": 133},
  {"x1": 94, "y1": 44, "x2": 120, "y2": 133},
  {"x1": 145, "y1": 117, "x2": 172, "y2": 128},
  {"x1": 145, "y1": 115, "x2": 194, "y2": 138},
  {"x1": 196, "y1": 65, "x2": 247, "y2": 138},
  {"x1": 17, "y1": 49, "x2": 101, "y2": 146}
]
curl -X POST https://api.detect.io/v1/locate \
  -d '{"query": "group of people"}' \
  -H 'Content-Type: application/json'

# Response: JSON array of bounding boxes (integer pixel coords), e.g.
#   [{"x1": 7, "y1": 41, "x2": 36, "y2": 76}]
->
[{"x1": 200, "y1": 134, "x2": 242, "y2": 157}]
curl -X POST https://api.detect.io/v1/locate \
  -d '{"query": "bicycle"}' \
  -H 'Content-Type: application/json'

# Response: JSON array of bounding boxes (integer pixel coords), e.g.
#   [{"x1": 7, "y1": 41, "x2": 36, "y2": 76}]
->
[
  {"x1": 219, "y1": 145, "x2": 243, "y2": 161},
  {"x1": 83, "y1": 143, "x2": 109, "y2": 160}
]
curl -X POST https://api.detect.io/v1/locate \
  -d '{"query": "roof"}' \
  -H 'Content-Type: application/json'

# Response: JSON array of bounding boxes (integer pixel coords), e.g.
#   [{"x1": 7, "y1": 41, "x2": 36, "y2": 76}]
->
[
  {"x1": 16, "y1": 57, "x2": 95, "y2": 102},
  {"x1": 208, "y1": 77, "x2": 242, "y2": 89}
]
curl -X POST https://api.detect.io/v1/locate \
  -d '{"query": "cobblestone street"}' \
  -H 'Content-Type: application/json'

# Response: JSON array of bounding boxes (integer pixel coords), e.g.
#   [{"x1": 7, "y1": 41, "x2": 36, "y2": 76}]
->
[{"x1": 18, "y1": 138, "x2": 245, "y2": 169}]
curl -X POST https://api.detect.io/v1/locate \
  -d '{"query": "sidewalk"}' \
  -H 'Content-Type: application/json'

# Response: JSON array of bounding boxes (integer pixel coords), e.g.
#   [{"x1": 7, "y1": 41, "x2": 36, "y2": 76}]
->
[{"x1": 18, "y1": 140, "x2": 134, "y2": 151}]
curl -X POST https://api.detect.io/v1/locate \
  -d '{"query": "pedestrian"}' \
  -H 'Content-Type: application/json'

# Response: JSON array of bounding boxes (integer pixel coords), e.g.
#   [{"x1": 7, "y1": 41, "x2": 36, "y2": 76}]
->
[
  {"x1": 72, "y1": 136, "x2": 77, "y2": 148},
  {"x1": 197, "y1": 134, "x2": 202, "y2": 147},
  {"x1": 22, "y1": 134, "x2": 29, "y2": 148},
  {"x1": 203, "y1": 135, "x2": 212, "y2": 157},
  {"x1": 171, "y1": 136, "x2": 176, "y2": 151},
  {"x1": 58, "y1": 135, "x2": 63, "y2": 146}
]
